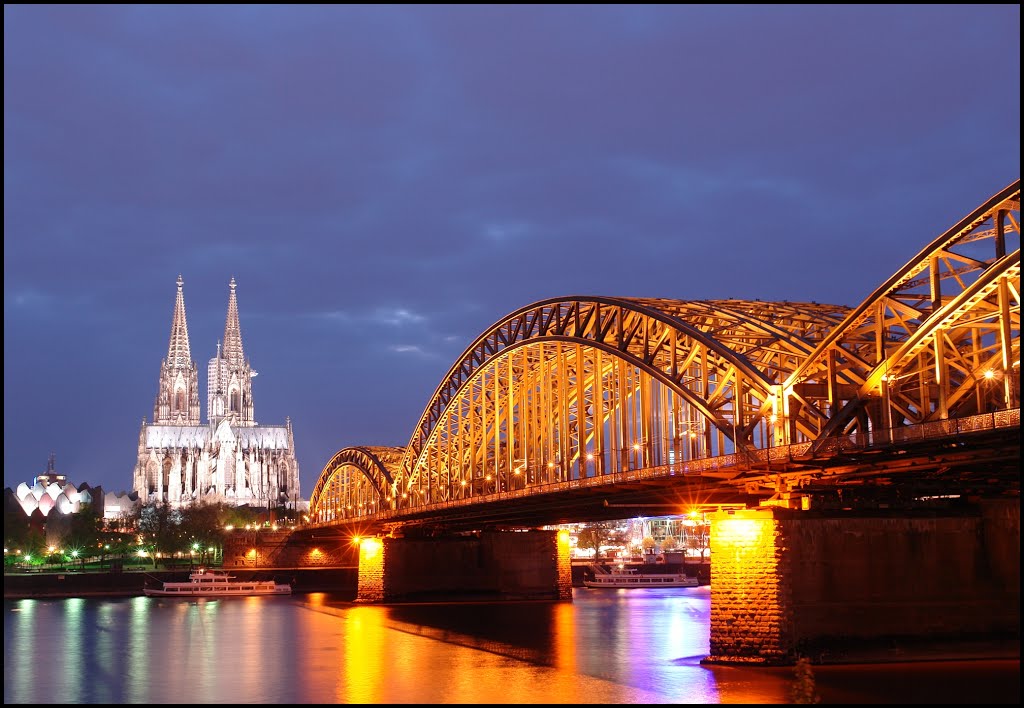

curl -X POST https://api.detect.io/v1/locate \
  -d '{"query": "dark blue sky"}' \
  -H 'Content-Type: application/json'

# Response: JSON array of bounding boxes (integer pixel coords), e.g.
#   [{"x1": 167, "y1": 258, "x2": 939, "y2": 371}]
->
[{"x1": 4, "y1": 5, "x2": 1020, "y2": 496}]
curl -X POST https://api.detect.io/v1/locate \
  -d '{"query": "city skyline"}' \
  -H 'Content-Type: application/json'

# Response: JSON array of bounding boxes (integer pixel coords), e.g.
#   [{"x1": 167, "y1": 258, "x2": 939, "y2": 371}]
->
[{"x1": 4, "y1": 5, "x2": 1020, "y2": 495}]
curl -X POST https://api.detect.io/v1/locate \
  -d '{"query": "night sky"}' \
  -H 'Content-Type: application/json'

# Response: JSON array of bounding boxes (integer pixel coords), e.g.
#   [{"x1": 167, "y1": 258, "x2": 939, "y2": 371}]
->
[{"x1": 4, "y1": 5, "x2": 1020, "y2": 496}]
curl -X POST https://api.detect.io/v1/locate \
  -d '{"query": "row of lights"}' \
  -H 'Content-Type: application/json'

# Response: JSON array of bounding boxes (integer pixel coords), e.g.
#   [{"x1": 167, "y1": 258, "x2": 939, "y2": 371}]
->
[{"x1": 325, "y1": 441, "x2": 726, "y2": 514}]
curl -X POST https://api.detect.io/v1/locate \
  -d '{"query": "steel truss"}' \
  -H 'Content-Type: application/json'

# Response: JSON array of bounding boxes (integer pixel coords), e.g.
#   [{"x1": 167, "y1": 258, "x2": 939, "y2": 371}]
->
[{"x1": 310, "y1": 181, "x2": 1020, "y2": 524}]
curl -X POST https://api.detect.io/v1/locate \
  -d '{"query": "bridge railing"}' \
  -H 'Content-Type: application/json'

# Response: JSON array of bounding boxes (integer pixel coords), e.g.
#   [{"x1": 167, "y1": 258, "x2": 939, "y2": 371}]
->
[{"x1": 812, "y1": 409, "x2": 1019, "y2": 454}]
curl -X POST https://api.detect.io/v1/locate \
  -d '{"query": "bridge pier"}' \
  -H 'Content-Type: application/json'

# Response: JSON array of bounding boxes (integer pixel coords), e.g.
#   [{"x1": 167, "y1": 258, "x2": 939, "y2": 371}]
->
[
  {"x1": 355, "y1": 529, "x2": 573, "y2": 603},
  {"x1": 704, "y1": 498, "x2": 1019, "y2": 665}
]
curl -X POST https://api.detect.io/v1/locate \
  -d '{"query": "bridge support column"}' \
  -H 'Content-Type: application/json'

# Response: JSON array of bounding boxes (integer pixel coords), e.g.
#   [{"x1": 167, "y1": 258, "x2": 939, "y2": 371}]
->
[
  {"x1": 705, "y1": 508, "x2": 794, "y2": 665},
  {"x1": 704, "y1": 500, "x2": 1020, "y2": 665},
  {"x1": 355, "y1": 529, "x2": 573, "y2": 603}
]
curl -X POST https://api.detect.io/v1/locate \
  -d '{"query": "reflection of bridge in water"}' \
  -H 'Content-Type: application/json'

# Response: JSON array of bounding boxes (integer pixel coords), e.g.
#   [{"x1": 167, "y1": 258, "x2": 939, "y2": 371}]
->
[
  {"x1": 309, "y1": 180, "x2": 1020, "y2": 532},
  {"x1": 289, "y1": 180, "x2": 1019, "y2": 665}
]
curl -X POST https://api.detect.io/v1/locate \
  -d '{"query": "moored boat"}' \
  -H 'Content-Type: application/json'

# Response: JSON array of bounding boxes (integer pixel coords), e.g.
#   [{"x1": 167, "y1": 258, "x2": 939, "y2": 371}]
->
[
  {"x1": 583, "y1": 563, "x2": 699, "y2": 588},
  {"x1": 144, "y1": 567, "x2": 292, "y2": 597}
]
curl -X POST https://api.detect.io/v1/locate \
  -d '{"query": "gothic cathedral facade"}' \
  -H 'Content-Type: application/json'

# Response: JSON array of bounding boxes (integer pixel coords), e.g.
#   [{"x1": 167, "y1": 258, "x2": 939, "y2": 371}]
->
[{"x1": 132, "y1": 276, "x2": 300, "y2": 508}]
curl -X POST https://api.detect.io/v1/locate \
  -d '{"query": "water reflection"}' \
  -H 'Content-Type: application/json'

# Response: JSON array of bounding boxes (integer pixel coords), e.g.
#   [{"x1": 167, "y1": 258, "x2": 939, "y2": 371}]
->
[{"x1": 3, "y1": 587, "x2": 1017, "y2": 704}]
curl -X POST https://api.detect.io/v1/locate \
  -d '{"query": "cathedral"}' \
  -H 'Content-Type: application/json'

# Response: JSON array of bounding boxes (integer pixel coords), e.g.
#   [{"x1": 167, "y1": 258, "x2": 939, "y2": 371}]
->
[{"x1": 132, "y1": 276, "x2": 300, "y2": 508}]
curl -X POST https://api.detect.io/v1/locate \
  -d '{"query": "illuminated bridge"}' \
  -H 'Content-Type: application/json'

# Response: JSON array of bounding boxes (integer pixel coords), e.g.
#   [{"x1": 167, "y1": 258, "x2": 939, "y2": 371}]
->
[
  {"x1": 293, "y1": 179, "x2": 1019, "y2": 664},
  {"x1": 310, "y1": 179, "x2": 1020, "y2": 532}
]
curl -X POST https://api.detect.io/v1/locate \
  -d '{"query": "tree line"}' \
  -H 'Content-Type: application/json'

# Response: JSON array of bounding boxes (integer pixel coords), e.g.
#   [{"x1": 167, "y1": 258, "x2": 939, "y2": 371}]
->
[{"x1": 4, "y1": 500, "x2": 300, "y2": 570}]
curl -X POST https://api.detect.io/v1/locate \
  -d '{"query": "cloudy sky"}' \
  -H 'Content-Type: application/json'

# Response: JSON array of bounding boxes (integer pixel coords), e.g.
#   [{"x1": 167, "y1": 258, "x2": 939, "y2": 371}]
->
[{"x1": 4, "y1": 5, "x2": 1020, "y2": 495}]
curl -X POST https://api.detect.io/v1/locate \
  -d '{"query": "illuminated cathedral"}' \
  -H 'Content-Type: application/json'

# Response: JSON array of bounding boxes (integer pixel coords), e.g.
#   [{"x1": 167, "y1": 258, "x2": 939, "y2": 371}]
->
[{"x1": 132, "y1": 276, "x2": 300, "y2": 508}]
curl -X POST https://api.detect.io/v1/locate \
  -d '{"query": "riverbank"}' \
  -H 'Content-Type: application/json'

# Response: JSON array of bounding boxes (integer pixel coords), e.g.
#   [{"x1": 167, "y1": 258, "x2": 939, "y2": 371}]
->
[{"x1": 3, "y1": 560, "x2": 682, "y2": 599}]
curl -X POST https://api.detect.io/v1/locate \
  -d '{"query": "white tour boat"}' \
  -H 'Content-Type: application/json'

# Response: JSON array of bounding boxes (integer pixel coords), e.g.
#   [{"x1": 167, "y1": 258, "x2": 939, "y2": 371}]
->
[
  {"x1": 144, "y1": 568, "x2": 292, "y2": 597},
  {"x1": 583, "y1": 564, "x2": 699, "y2": 589}
]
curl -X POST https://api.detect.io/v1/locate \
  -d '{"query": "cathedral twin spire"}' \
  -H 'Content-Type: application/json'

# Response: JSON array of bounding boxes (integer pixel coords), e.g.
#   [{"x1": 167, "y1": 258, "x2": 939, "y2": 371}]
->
[
  {"x1": 167, "y1": 275, "x2": 193, "y2": 368},
  {"x1": 222, "y1": 277, "x2": 246, "y2": 367},
  {"x1": 209, "y1": 276, "x2": 256, "y2": 427},
  {"x1": 154, "y1": 275, "x2": 200, "y2": 425},
  {"x1": 153, "y1": 276, "x2": 255, "y2": 428}
]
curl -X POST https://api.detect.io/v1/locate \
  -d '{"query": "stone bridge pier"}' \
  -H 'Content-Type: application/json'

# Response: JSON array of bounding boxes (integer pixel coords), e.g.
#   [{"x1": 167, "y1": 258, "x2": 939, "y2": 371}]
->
[
  {"x1": 355, "y1": 528, "x2": 573, "y2": 603},
  {"x1": 704, "y1": 498, "x2": 1020, "y2": 664}
]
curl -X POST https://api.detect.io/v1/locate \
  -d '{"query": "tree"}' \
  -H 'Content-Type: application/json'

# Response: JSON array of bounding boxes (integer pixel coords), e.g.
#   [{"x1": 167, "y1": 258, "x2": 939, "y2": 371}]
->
[
  {"x1": 662, "y1": 535, "x2": 678, "y2": 550},
  {"x1": 62, "y1": 502, "x2": 102, "y2": 565},
  {"x1": 4, "y1": 505, "x2": 34, "y2": 552},
  {"x1": 4, "y1": 508, "x2": 45, "y2": 568},
  {"x1": 685, "y1": 520, "x2": 710, "y2": 559},
  {"x1": 133, "y1": 501, "x2": 183, "y2": 567},
  {"x1": 223, "y1": 504, "x2": 262, "y2": 530},
  {"x1": 576, "y1": 521, "x2": 623, "y2": 560},
  {"x1": 641, "y1": 536, "x2": 656, "y2": 553},
  {"x1": 576, "y1": 526, "x2": 604, "y2": 559},
  {"x1": 180, "y1": 501, "x2": 230, "y2": 565}
]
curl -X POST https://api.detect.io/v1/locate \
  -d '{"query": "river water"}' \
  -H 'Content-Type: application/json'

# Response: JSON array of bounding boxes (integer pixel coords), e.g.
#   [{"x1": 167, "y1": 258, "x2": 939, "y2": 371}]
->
[{"x1": 3, "y1": 586, "x2": 1018, "y2": 704}]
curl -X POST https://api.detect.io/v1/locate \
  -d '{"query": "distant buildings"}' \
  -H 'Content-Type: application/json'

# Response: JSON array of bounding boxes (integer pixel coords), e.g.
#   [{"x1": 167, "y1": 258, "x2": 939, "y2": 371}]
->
[
  {"x1": 131, "y1": 276, "x2": 301, "y2": 508},
  {"x1": 4, "y1": 454, "x2": 140, "y2": 521}
]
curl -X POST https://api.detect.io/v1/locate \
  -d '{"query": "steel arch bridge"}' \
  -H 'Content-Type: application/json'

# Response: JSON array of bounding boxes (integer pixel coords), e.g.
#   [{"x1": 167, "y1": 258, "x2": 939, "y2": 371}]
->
[{"x1": 310, "y1": 180, "x2": 1020, "y2": 530}]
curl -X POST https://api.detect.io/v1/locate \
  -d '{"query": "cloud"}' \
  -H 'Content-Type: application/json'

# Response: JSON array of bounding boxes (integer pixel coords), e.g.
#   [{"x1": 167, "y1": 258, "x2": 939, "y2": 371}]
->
[
  {"x1": 3, "y1": 4, "x2": 1019, "y2": 496},
  {"x1": 388, "y1": 344, "x2": 428, "y2": 356},
  {"x1": 306, "y1": 306, "x2": 427, "y2": 328},
  {"x1": 372, "y1": 308, "x2": 426, "y2": 327}
]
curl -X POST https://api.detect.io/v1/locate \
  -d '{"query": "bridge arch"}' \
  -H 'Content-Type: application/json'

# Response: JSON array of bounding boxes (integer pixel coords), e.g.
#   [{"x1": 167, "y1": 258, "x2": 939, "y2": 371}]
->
[
  {"x1": 781, "y1": 180, "x2": 1020, "y2": 445},
  {"x1": 390, "y1": 297, "x2": 849, "y2": 508},
  {"x1": 309, "y1": 446, "x2": 404, "y2": 523}
]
